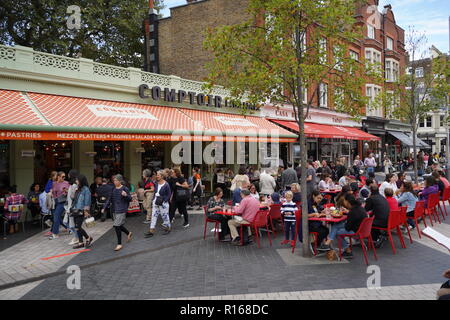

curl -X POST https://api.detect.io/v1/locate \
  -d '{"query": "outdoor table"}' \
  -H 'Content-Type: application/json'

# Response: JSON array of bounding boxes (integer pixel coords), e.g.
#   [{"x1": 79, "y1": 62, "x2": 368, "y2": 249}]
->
[
  {"x1": 320, "y1": 189, "x2": 342, "y2": 195},
  {"x1": 309, "y1": 216, "x2": 347, "y2": 223},
  {"x1": 215, "y1": 211, "x2": 240, "y2": 216}
]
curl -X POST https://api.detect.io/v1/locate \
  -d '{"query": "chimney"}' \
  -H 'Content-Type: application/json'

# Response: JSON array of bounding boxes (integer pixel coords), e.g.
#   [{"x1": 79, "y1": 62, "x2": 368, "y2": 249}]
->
[{"x1": 143, "y1": 0, "x2": 159, "y2": 73}]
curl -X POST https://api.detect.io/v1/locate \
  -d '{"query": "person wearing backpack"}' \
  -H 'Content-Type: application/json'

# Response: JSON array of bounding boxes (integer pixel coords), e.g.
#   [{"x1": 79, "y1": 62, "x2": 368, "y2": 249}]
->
[{"x1": 101, "y1": 174, "x2": 133, "y2": 251}]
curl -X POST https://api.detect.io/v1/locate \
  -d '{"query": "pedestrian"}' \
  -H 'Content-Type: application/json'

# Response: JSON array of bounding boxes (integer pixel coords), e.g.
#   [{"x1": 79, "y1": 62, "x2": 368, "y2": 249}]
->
[
  {"x1": 353, "y1": 155, "x2": 363, "y2": 179},
  {"x1": 3, "y1": 185, "x2": 27, "y2": 234},
  {"x1": 96, "y1": 178, "x2": 114, "y2": 222},
  {"x1": 281, "y1": 162, "x2": 298, "y2": 191},
  {"x1": 144, "y1": 170, "x2": 172, "y2": 238},
  {"x1": 364, "y1": 153, "x2": 377, "y2": 175},
  {"x1": 259, "y1": 170, "x2": 276, "y2": 196},
  {"x1": 191, "y1": 168, "x2": 203, "y2": 209},
  {"x1": 49, "y1": 172, "x2": 70, "y2": 240},
  {"x1": 383, "y1": 156, "x2": 393, "y2": 175},
  {"x1": 142, "y1": 169, "x2": 155, "y2": 224},
  {"x1": 172, "y1": 168, "x2": 190, "y2": 228},
  {"x1": 306, "y1": 160, "x2": 317, "y2": 197},
  {"x1": 39, "y1": 188, "x2": 53, "y2": 228},
  {"x1": 44, "y1": 171, "x2": 58, "y2": 193},
  {"x1": 70, "y1": 174, "x2": 93, "y2": 249},
  {"x1": 65, "y1": 169, "x2": 80, "y2": 246},
  {"x1": 102, "y1": 174, "x2": 133, "y2": 251}
]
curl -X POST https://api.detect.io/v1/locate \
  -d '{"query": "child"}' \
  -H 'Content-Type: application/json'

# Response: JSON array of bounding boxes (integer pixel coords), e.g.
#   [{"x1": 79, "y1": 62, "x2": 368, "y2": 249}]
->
[
  {"x1": 280, "y1": 191, "x2": 297, "y2": 247},
  {"x1": 384, "y1": 188, "x2": 399, "y2": 212}
]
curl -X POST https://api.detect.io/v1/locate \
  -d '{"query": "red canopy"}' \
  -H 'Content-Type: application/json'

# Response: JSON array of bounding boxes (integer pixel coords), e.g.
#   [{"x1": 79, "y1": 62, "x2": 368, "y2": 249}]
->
[{"x1": 271, "y1": 120, "x2": 380, "y2": 141}]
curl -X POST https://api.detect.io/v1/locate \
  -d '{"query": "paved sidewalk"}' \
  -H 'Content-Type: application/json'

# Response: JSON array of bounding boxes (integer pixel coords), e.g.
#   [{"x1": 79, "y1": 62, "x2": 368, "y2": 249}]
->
[{"x1": 165, "y1": 283, "x2": 442, "y2": 300}]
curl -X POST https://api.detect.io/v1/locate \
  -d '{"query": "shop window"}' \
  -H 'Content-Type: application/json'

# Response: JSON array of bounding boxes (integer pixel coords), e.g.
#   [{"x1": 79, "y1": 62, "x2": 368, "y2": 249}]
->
[
  {"x1": 0, "y1": 140, "x2": 9, "y2": 193},
  {"x1": 142, "y1": 141, "x2": 165, "y2": 173},
  {"x1": 34, "y1": 141, "x2": 73, "y2": 185},
  {"x1": 94, "y1": 141, "x2": 124, "y2": 178}
]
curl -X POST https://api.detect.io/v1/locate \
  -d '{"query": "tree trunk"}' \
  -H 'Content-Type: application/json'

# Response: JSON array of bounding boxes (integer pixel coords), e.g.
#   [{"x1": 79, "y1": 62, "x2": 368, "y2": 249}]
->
[
  {"x1": 297, "y1": 104, "x2": 311, "y2": 257},
  {"x1": 412, "y1": 126, "x2": 418, "y2": 184}
]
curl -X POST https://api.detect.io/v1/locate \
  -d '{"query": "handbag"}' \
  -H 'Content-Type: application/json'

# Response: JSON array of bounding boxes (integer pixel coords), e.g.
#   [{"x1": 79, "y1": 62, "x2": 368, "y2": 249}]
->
[
  {"x1": 176, "y1": 188, "x2": 189, "y2": 201},
  {"x1": 155, "y1": 196, "x2": 164, "y2": 206}
]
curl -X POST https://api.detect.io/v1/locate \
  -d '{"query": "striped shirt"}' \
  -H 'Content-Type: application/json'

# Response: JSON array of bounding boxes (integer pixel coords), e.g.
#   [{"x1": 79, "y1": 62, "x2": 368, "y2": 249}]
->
[{"x1": 281, "y1": 201, "x2": 297, "y2": 222}]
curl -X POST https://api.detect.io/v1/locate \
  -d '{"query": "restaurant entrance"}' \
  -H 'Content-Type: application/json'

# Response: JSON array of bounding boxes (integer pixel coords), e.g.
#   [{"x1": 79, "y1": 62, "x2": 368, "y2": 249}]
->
[
  {"x1": 34, "y1": 141, "x2": 73, "y2": 185},
  {"x1": 94, "y1": 141, "x2": 124, "y2": 178}
]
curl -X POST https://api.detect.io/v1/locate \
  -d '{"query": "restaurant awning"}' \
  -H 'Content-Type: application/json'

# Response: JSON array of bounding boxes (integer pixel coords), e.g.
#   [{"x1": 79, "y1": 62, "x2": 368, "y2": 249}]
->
[
  {"x1": 0, "y1": 90, "x2": 297, "y2": 142},
  {"x1": 388, "y1": 131, "x2": 430, "y2": 149},
  {"x1": 271, "y1": 120, "x2": 380, "y2": 141}
]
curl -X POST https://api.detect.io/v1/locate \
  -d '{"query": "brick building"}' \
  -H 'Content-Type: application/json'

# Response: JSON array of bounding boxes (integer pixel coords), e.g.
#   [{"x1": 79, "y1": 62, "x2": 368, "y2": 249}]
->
[{"x1": 154, "y1": 0, "x2": 413, "y2": 165}]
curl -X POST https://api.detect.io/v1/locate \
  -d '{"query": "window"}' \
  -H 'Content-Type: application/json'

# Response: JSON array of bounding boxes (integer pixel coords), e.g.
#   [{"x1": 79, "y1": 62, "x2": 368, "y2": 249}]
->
[
  {"x1": 440, "y1": 115, "x2": 445, "y2": 127},
  {"x1": 302, "y1": 87, "x2": 308, "y2": 104},
  {"x1": 406, "y1": 67, "x2": 412, "y2": 74},
  {"x1": 319, "y1": 38, "x2": 327, "y2": 64},
  {"x1": 386, "y1": 37, "x2": 393, "y2": 50},
  {"x1": 426, "y1": 116, "x2": 432, "y2": 127},
  {"x1": 349, "y1": 50, "x2": 359, "y2": 61},
  {"x1": 367, "y1": 24, "x2": 375, "y2": 39},
  {"x1": 333, "y1": 46, "x2": 343, "y2": 71},
  {"x1": 365, "y1": 48, "x2": 381, "y2": 64},
  {"x1": 415, "y1": 67, "x2": 424, "y2": 78},
  {"x1": 319, "y1": 83, "x2": 328, "y2": 108},
  {"x1": 366, "y1": 84, "x2": 382, "y2": 117},
  {"x1": 385, "y1": 59, "x2": 399, "y2": 82}
]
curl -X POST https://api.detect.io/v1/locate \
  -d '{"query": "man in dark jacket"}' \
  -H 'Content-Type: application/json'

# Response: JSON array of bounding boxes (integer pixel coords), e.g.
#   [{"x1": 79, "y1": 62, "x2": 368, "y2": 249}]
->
[
  {"x1": 364, "y1": 185, "x2": 390, "y2": 247},
  {"x1": 281, "y1": 162, "x2": 298, "y2": 191},
  {"x1": 96, "y1": 178, "x2": 114, "y2": 221},
  {"x1": 335, "y1": 159, "x2": 347, "y2": 180}
]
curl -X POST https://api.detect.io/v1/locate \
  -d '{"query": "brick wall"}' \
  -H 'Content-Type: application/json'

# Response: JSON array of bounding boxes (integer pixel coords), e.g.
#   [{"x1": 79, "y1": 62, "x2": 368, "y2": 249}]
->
[{"x1": 158, "y1": 0, "x2": 251, "y2": 82}]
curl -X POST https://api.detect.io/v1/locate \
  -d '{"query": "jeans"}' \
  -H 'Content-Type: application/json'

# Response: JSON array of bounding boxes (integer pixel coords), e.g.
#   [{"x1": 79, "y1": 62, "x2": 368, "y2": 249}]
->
[
  {"x1": 51, "y1": 201, "x2": 67, "y2": 235},
  {"x1": 151, "y1": 202, "x2": 171, "y2": 230},
  {"x1": 284, "y1": 220, "x2": 295, "y2": 241},
  {"x1": 367, "y1": 167, "x2": 375, "y2": 175},
  {"x1": 328, "y1": 221, "x2": 355, "y2": 249}
]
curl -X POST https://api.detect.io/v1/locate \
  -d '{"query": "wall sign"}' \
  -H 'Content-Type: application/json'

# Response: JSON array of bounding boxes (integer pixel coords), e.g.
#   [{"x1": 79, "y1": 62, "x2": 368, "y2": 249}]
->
[
  {"x1": 87, "y1": 105, "x2": 158, "y2": 120},
  {"x1": 138, "y1": 84, "x2": 258, "y2": 111}
]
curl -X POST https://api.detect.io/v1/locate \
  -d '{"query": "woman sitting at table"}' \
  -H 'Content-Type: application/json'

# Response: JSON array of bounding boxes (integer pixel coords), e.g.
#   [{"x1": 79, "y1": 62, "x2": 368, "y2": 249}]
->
[
  {"x1": 259, "y1": 195, "x2": 269, "y2": 211},
  {"x1": 296, "y1": 190, "x2": 329, "y2": 252},
  {"x1": 395, "y1": 182, "x2": 417, "y2": 229},
  {"x1": 206, "y1": 188, "x2": 230, "y2": 242},
  {"x1": 318, "y1": 174, "x2": 335, "y2": 190},
  {"x1": 249, "y1": 184, "x2": 260, "y2": 201},
  {"x1": 320, "y1": 194, "x2": 368, "y2": 257},
  {"x1": 335, "y1": 185, "x2": 352, "y2": 212},
  {"x1": 290, "y1": 183, "x2": 301, "y2": 203},
  {"x1": 419, "y1": 176, "x2": 439, "y2": 208},
  {"x1": 432, "y1": 171, "x2": 445, "y2": 196}
]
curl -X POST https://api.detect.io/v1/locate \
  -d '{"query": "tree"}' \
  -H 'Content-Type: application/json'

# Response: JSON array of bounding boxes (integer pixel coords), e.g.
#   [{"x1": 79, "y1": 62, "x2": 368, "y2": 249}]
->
[
  {"x1": 0, "y1": 0, "x2": 165, "y2": 67},
  {"x1": 384, "y1": 27, "x2": 450, "y2": 183},
  {"x1": 204, "y1": 0, "x2": 380, "y2": 257}
]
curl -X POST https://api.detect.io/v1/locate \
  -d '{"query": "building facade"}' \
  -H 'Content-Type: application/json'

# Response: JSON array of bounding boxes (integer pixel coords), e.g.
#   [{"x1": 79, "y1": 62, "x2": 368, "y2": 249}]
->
[{"x1": 156, "y1": 0, "x2": 410, "y2": 165}]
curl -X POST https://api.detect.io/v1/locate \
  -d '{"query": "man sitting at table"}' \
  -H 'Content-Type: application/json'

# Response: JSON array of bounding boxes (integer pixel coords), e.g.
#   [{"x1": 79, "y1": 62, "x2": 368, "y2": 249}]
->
[
  {"x1": 320, "y1": 194, "x2": 368, "y2": 257},
  {"x1": 359, "y1": 178, "x2": 374, "y2": 200},
  {"x1": 364, "y1": 185, "x2": 390, "y2": 248},
  {"x1": 228, "y1": 189, "x2": 260, "y2": 246}
]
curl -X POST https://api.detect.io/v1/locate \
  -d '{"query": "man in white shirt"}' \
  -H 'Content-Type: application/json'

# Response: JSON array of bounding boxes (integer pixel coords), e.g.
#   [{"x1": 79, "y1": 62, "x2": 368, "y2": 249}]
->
[{"x1": 259, "y1": 170, "x2": 276, "y2": 196}]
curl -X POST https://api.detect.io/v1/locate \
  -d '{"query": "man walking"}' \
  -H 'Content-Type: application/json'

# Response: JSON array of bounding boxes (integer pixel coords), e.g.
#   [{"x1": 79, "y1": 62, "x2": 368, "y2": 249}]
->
[
  {"x1": 281, "y1": 162, "x2": 298, "y2": 191},
  {"x1": 364, "y1": 153, "x2": 377, "y2": 176}
]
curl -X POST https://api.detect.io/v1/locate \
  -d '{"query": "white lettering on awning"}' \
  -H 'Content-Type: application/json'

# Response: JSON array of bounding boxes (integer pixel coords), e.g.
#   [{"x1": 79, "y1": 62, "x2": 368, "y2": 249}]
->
[{"x1": 87, "y1": 105, "x2": 158, "y2": 120}]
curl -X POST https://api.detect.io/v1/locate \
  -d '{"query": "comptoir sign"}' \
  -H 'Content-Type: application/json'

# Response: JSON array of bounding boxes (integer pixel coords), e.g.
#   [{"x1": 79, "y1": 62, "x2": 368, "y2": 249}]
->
[{"x1": 138, "y1": 84, "x2": 258, "y2": 111}]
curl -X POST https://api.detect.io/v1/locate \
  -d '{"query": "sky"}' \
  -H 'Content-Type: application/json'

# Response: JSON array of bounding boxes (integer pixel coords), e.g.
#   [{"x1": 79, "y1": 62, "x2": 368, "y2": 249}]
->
[{"x1": 161, "y1": 0, "x2": 449, "y2": 56}]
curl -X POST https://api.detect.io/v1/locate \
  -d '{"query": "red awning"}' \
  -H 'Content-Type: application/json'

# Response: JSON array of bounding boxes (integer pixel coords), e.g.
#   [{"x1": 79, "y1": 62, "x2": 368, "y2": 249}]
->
[{"x1": 271, "y1": 120, "x2": 380, "y2": 141}]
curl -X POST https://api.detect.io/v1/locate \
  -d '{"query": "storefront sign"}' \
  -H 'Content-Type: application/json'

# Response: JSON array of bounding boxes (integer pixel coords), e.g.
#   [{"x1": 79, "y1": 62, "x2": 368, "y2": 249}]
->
[
  {"x1": 0, "y1": 130, "x2": 295, "y2": 143},
  {"x1": 138, "y1": 84, "x2": 258, "y2": 111},
  {"x1": 87, "y1": 105, "x2": 158, "y2": 120}
]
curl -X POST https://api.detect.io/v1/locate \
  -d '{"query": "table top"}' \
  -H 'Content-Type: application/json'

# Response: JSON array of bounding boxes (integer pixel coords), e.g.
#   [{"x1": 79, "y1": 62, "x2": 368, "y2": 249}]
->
[
  {"x1": 215, "y1": 211, "x2": 240, "y2": 216},
  {"x1": 309, "y1": 215, "x2": 347, "y2": 223},
  {"x1": 320, "y1": 189, "x2": 342, "y2": 194}
]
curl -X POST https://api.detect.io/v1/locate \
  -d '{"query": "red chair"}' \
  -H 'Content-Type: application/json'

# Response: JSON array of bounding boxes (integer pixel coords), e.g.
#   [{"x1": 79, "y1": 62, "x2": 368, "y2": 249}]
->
[
  {"x1": 337, "y1": 217, "x2": 377, "y2": 265},
  {"x1": 268, "y1": 204, "x2": 283, "y2": 238},
  {"x1": 426, "y1": 193, "x2": 441, "y2": 225},
  {"x1": 291, "y1": 209, "x2": 318, "y2": 256},
  {"x1": 372, "y1": 209, "x2": 404, "y2": 254},
  {"x1": 323, "y1": 194, "x2": 332, "y2": 204},
  {"x1": 239, "y1": 210, "x2": 272, "y2": 248},
  {"x1": 398, "y1": 206, "x2": 413, "y2": 245},
  {"x1": 203, "y1": 206, "x2": 220, "y2": 240},
  {"x1": 295, "y1": 201, "x2": 301, "y2": 209},
  {"x1": 412, "y1": 201, "x2": 426, "y2": 239},
  {"x1": 441, "y1": 186, "x2": 450, "y2": 217}
]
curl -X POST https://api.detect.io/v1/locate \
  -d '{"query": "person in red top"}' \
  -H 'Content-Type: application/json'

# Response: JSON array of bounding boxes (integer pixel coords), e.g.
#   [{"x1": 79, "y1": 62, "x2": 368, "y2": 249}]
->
[
  {"x1": 439, "y1": 171, "x2": 450, "y2": 188},
  {"x1": 228, "y1": 189, "x2": 260, "y2": 245},
  {"x1": 384, "y1": 188, "x2": 399, "y2": 212}
]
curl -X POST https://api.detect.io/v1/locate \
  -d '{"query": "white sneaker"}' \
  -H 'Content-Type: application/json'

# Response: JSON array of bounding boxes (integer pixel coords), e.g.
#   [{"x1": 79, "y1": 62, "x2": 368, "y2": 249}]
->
[
  {"x1": 48, "y1": 234, "x2": 59, "y2": 240},
  {"x1": 45, "y1": 220, "x2": 53, "y2": 228},
  {"x1": 210, "y1": 228, "x2": 222, "y2": 233},
  {"x1": 69, "y1": 238, "x2": 79, "y2": 245}
]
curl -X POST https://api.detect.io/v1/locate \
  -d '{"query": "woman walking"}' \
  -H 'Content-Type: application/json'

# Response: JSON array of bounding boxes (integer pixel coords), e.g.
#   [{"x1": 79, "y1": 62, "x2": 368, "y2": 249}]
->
[
  {"x1": 172, "y1": 168, "x2": 190, "y2": 228},
  {"x1": 66, "y1": 169, "x2": 80, "y2": 246},
  {"x1": 102, "y1": 175, "x2": 133, "y2": 251},
  {"x1": 49, "y1": 172, "x2": 70, "y2": 240},
  {"x1": 70, "y1": 174, "x2": 93, "y2": 249},
  {"x1": 144, "y1": 170, "x2": 172, "y2": 238}
]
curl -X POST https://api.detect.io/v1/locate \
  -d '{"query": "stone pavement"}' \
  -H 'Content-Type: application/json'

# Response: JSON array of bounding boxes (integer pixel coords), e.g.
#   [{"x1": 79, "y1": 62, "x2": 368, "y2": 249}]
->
[{"x1": 0, "y1": 207, "x2": 448, "y2": 300}]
